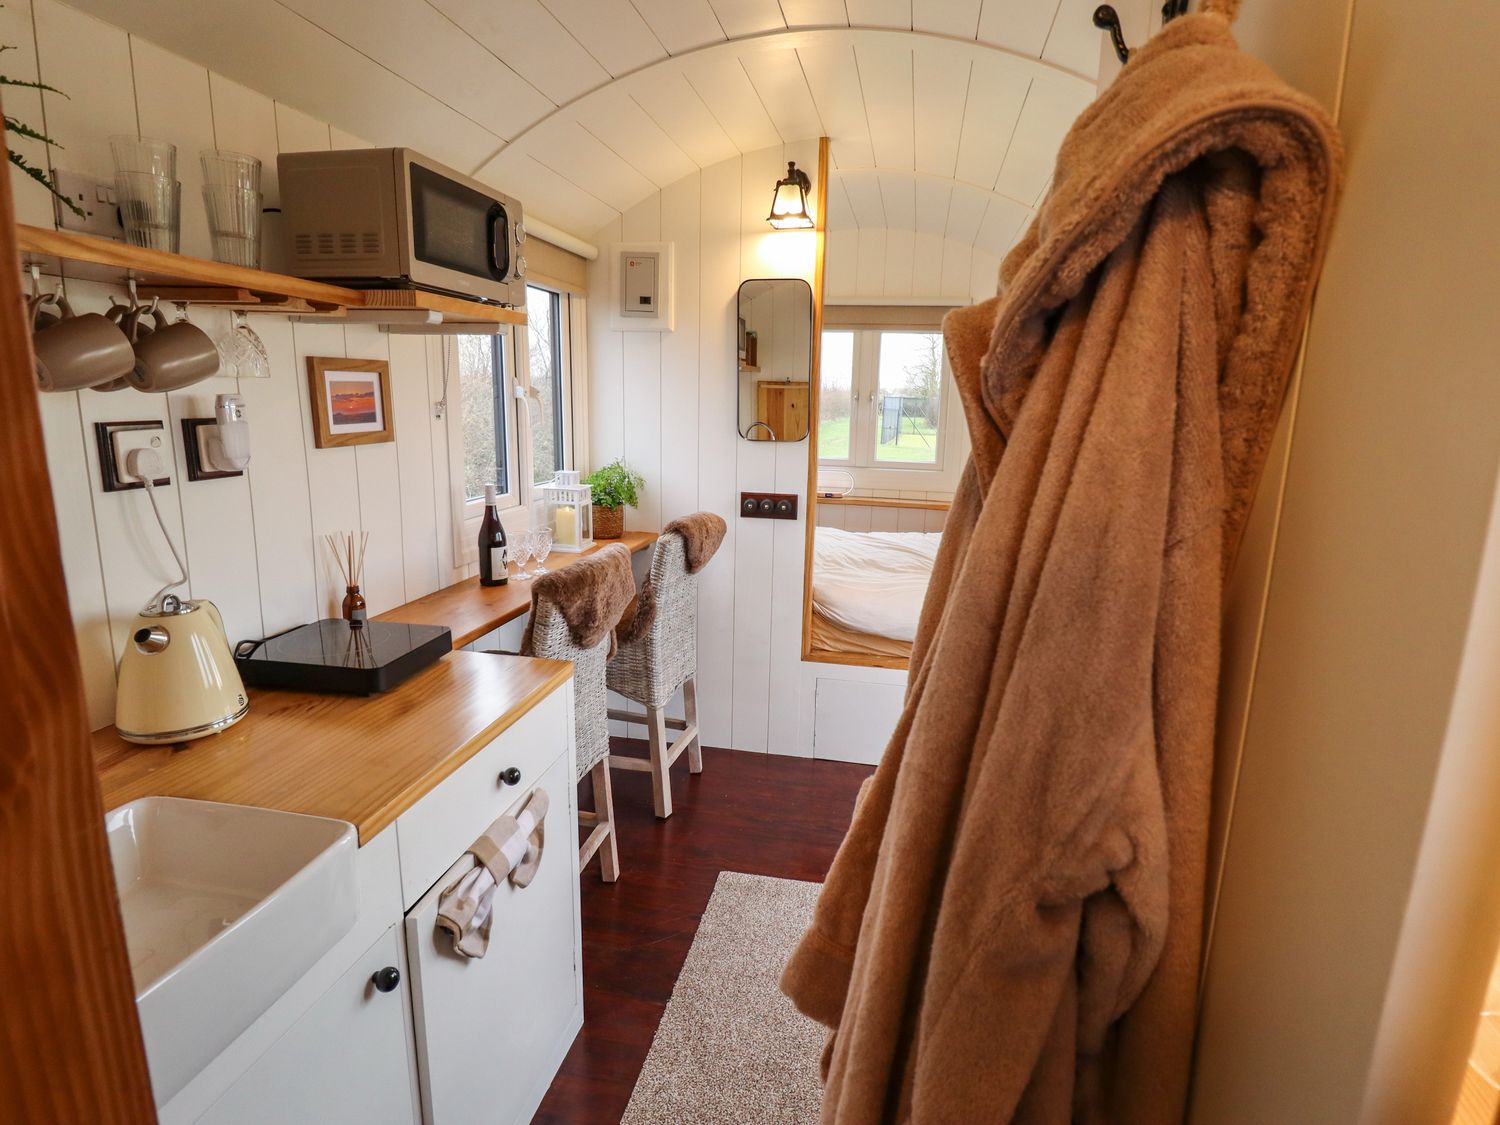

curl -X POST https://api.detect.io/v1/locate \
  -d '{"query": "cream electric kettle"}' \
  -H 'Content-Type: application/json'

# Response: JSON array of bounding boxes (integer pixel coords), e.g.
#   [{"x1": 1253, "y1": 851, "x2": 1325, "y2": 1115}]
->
[{"x1": 115, "y1": 594, "x2": 249, "y2": 744}]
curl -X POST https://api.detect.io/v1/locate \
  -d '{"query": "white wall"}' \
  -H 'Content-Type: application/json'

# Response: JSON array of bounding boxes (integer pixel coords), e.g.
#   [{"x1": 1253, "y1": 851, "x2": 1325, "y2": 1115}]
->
[
  {"x1": 1190, "y1": 0, "x2": 1500, "y2": 1122},
  {"x1": 11, "y1": 0, "x2": 485, "y2": 730},
  {"x1": 825, "y1": 225, "x2": 1004, "y2": 306}
]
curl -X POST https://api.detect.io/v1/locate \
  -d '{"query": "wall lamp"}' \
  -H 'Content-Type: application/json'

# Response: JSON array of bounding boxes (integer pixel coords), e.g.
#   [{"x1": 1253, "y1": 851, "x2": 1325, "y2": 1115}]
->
[{"x1": 767, "y1": 161, "x2": 814, "y2": 230}]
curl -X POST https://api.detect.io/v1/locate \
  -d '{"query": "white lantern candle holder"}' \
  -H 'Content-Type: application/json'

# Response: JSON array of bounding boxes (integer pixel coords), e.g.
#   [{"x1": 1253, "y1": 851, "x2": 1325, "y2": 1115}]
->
[{"x1": 540, "y1": 470, "x2": 593, "y2": 553}]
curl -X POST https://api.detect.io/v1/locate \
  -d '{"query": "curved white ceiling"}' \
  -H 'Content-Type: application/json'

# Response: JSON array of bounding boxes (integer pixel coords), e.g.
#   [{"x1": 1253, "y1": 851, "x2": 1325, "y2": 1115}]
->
[{"x1": 65, "y1": 0, "x2": 1102, "y2": 241}]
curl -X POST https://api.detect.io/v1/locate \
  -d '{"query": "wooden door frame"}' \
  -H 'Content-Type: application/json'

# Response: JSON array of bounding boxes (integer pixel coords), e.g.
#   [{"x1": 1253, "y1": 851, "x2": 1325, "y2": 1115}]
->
[{"x1": 0, "y1": 120, "x2": 158, "y2": 1122}]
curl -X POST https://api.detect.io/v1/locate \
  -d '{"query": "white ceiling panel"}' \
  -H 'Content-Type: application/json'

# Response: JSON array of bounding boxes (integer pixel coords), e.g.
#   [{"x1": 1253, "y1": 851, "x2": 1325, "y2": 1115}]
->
[
  {"x1": 575, "y1": 94, "x2": 698, "y2": 187},
  {"x1": 63, "y1": 0, "x2": 502, "y2": 173},
  {"x1": 520, "y1": 118, "x2": 657, "y2": 211},
  {"x1": 826, "y1": 177, "x2": 857, "y2": 229},
  {"x1": 913, "y1": 176, "x2": 953, "y2": 235},
  {"x1": 878, "y1": 172, "x2": 917, "y2": 230},
  {"x1": 797, "y1": 40, "x2": 875, "y2": 168},
  {"x1": 912, "y1": 45, "x2": 970, "y2": 177},
  {"x1": 681, "y1": 56, "x2": 781, "y2": 152},
  {"x1": 855, "y1": 41, "x2": 914, "y2": 170},
  {"x1": 1042, "y1": 0, "x2": 1112, "y2": 78},
  {"x1": 845, "y1": 0, "x2": 911, "y2": 30},
  {"x1": 740, "y1": 46, "x2": 825, "y2": 142},
  {"x1": 994, "y1": 71, "x2": 1093, "y2": 203},
  {"x1": 840, "y1": 172, "x2": 887, "y2": 228},
  {"x1": 537, "y1": 0, "x2": 665, "y2": 76},
  {"x1": 62, "y1": 6, "x2": 1099, "y2": 242},
  {"x1": 974, "y1": 194, "x2": 1030, "y2": 255},
  {"x1": 952, "y1": 62, "x2": 1031, "y2": 190},
  {"x1": 944, "y1": 182, "x2": 990, "y2": 244},
  {"x1": 631, "y1": 0, "x2": 728, "y2": 54},
  {"x1": 427, "y1": 0, "x2": 611, "y2": 106},
  {"x1": 280, "y1": 0, "x2": 554, "y2": 138},
  {"x1": 975, "y1": 0, "x2": 1063, "y2": 57},
  {"x1": 913, "y1": 0, "x2": 982, "y2": 38},
  {"x1": 626, "y1": 72, "x2": 740, "y2": 166},
  {"x1": 478, "y1": 150, "x2": 619, "y2": 233},
  {"x1": 707, "y1": 0, "x2": 786, "y2": 38},
  {"x1": 779, "y1": 0, "x2": 849, "y2": 28}
]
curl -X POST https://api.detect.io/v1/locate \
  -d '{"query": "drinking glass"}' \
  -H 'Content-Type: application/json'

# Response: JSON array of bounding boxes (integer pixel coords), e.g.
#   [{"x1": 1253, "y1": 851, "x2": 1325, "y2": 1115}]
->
[
  {"x1": 200, "y1": 150, "x2": 261, "y2": 193},
  {"x1": 115, "y1": 172, "x2": 181, "y2": 252},
  {"x1": 202, "y1": 185, "x2": 262, "y2": 267},
  {"x1": 510, "y1": 533, "x2": 534, "y2": 580},
  {"x1": 110, "y1": 135, "x2": 176, "y2": 180},
  {"x1": 531, "y1": 526, "x2": 553, "y2": 575}
]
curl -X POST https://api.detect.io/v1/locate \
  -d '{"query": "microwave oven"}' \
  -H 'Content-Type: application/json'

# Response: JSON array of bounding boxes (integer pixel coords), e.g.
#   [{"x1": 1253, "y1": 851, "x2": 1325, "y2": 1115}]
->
[{"x1": 277, "y1": 147, "x2": 527, "y2": 306}]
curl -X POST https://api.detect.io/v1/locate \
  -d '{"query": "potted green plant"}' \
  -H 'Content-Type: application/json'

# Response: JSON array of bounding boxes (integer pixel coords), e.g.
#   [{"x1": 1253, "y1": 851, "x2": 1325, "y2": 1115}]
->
[{"x1": 585, "y1": 459, "x2": 644, "y2": 540}]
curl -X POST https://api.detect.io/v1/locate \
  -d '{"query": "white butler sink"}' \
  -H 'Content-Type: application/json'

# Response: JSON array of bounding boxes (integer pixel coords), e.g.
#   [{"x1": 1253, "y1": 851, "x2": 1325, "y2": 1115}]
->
[{"x1": 106, "y1": 797, "x2": 358, "y2": 1106}]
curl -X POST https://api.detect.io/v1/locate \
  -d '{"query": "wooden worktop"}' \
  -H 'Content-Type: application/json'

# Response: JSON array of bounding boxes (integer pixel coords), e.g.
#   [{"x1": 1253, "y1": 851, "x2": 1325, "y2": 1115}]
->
[
  {"x1": 376, "y1": 531, "x2": 657, "y2": 648},
  {"x1": 93, "y1": 651, "x2": 571, "y2": 845}
]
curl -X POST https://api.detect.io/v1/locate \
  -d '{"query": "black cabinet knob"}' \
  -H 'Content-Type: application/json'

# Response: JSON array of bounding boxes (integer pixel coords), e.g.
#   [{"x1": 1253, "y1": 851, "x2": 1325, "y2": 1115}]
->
[
  {"x1": 499, "y1": 766, "x2": 522, "y2": 786},
  {"x1": 371, "y1": 966, "x2": 400, "y2": 993}
]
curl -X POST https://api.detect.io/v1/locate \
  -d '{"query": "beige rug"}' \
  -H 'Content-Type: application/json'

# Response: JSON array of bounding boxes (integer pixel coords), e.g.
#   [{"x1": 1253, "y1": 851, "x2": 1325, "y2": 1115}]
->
[{"x1": 620, "y1": 871, "x2": 825, "y2": 1125}]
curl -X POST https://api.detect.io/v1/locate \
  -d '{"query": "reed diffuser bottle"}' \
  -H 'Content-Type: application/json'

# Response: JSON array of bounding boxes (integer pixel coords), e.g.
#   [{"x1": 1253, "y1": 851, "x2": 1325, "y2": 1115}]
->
[{"x1": 327, "y1": 531, "x2": 370, "y2": 626}]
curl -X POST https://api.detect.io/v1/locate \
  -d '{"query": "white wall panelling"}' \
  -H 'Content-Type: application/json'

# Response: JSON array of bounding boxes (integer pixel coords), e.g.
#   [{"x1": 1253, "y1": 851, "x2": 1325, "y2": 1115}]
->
[{"x1": 16, "y1": 0, "x2": 469, "y2": 728}]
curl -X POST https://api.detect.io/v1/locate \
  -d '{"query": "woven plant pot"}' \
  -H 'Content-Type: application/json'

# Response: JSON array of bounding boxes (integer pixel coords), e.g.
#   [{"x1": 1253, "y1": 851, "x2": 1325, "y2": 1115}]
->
[{"x1": 593, "y1": 504, "x2": 624, "y2": 539}]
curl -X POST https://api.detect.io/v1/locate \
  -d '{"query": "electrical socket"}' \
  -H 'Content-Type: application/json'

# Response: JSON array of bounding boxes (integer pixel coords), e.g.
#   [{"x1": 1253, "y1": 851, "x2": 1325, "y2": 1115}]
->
[
  {"x1": 52, "y1": 169, "x2": 126, "y2": 241},
  {"x1": 94, "y1": 421, "x2": 170, "y2": 492}
]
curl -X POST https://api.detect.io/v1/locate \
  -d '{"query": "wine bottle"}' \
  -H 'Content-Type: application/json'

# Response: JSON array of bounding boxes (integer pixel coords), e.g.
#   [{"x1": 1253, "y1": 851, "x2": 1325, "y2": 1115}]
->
[{"x1": 478, "y1": 485, "x2": 508, "y2": 587}]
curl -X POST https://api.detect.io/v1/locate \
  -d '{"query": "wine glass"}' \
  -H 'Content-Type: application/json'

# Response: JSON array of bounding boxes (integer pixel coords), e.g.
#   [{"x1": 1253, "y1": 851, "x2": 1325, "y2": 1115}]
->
[
  {"x1": 510, "y1": 532, "x2": 534, "y2": 580},
  {"x1": 531, "y1": 526, "x2": 554, "y2": 575}
]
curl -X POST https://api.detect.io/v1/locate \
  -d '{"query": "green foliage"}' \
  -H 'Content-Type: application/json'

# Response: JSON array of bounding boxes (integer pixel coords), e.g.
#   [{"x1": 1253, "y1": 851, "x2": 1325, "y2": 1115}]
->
[
  {"x1": 585, "y1": 459, "x2": 644, "y2": 510},
  {"x1": 1, "y1": 53, "x2": 84, "y2": 217}
]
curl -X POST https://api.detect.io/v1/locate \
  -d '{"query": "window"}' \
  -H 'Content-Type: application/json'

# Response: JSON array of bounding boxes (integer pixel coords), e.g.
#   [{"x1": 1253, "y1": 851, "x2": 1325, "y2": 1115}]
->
[
  {"x1": 818, "y1": 328, "x2": 948, "y2": 470},
  {"x1": 449, "y1": 283, "x2": 577, "y2": 564},
  {"x1": 457, "y1": 334, "x2": 508, "y2": 501},
  {"x1": 526, "y1": 285, "x2": 566, "y2": 486}
]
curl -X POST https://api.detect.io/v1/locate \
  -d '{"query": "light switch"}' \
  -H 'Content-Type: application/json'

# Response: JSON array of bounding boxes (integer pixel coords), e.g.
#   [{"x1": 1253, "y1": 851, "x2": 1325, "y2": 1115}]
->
[{"x1": 620, "y1": 251, "x2": 658, "y2": 318}]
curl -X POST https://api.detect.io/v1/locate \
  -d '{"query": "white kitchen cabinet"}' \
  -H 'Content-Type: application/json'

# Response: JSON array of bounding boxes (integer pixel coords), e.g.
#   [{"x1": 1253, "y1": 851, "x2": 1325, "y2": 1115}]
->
[
  {"x1": 404, "y1": 742, "x2": 583, "y2": 1125},
  {"x1": 196, "y1": 923, "x2": 419, "y2": 1125}
]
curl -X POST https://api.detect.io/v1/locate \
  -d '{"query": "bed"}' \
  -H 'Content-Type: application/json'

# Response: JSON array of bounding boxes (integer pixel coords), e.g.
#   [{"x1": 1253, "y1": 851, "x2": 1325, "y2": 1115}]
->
[{"x1": 809, "y1": 526, "x2": 943, "y2": 663}]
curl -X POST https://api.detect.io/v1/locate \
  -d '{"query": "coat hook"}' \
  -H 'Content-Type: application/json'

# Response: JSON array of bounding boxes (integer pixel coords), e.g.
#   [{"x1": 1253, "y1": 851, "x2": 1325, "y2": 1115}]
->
[
  {"x1": 1162, "y1": 0, "x2": 1190, "y2": 22},
  {"x1": 1093, "y1": 5, "x2": 1131, "y2": 65},
  {"x1": 28, "y1": 262, "x2": 41, "y2": 300}
]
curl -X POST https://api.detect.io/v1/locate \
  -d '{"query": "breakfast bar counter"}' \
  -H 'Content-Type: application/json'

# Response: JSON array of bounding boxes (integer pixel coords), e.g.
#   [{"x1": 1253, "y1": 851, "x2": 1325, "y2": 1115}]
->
[
  {"x1": 374, "y1": 530, "x2": 656, "y2": 647},
  {"x1": 93, "y1": 651, "x2": 571, "y2": 844}
]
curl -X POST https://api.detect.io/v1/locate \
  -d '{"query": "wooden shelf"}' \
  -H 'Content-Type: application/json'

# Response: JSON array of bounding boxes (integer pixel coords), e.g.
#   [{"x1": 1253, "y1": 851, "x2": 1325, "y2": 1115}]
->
[
  {"x1": 17, "y1": 225, "x2": 526, "y2": 329},
  {"x1": 816, "y1": 495, "x2": 951, "y2": 512}
]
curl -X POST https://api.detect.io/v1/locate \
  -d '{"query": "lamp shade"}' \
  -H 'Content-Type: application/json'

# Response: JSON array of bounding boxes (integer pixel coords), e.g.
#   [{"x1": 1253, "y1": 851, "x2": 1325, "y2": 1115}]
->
[{"x1": 767, "y1": 161, "x2": 814, "y2": 230}]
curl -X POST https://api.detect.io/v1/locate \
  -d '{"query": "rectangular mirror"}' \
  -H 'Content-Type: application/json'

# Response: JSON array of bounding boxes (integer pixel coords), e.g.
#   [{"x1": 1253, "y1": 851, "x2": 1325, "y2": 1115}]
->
[{"x1": 738, "y1": 277, "x2": 813, "y2": 442}]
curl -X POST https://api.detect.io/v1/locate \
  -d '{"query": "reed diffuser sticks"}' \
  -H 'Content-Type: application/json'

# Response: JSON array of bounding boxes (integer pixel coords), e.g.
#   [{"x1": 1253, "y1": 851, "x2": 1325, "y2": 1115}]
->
[{"x1": 325, "y1": 530, "x2": 370, "y2": 625}]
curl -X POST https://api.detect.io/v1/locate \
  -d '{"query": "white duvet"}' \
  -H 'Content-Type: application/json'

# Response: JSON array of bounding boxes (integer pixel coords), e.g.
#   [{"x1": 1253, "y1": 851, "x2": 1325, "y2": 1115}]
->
[{"x1": 812, "y1": 525, "x2": 943, "y2": 642}]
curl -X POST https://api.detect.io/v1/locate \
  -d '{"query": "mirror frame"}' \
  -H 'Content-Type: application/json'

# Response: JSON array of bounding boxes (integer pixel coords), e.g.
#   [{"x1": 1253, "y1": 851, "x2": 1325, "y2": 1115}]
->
[{"x1": 736, "y1": 276, "x2": 814, "y2": 443}]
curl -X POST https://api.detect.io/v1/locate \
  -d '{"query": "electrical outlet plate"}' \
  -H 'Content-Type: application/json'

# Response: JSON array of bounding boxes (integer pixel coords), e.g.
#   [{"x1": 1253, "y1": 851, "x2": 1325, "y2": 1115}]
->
[
  {"x1": 739, "y1": 491, "x2": 798, "y2": 520},
  {"x1": 95, "y1": 420, "x2": 170, "y2": 492},
  {"x1": 52, "y1": 169, "x2": 126, "y2": 240}
]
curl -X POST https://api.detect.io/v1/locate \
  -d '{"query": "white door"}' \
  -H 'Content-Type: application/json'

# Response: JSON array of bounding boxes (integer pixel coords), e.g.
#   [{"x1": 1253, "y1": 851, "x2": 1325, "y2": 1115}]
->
[
  {"x1": 405, "y1": 747, "x2": 581, "y2": 1125},
  {"x1": 198, "y1": 923, "x2": 419, "y2": 1125}
]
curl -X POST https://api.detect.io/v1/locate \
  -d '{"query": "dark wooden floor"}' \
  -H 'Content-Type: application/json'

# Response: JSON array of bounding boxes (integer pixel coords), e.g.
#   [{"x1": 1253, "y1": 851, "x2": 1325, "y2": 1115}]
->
[{"x1": 531, "y1": 741, "x2": 873, "y2": 1125}]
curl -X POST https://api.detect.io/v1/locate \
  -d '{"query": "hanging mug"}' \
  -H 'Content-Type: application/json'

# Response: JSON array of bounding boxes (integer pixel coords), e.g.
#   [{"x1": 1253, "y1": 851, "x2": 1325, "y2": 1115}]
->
[
  {"x1": 33, "y1": 294, "x2": 137, "y2": 392},
  {"x1": 127, "y1": 305, "x2": 220, "y2": 392}
]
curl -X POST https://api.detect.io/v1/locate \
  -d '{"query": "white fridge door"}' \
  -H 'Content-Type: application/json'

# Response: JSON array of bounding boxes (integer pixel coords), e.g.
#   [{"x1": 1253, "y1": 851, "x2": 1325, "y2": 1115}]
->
[{"x1": 405, "y1": 747, "x2": 581, "y2": 1125}]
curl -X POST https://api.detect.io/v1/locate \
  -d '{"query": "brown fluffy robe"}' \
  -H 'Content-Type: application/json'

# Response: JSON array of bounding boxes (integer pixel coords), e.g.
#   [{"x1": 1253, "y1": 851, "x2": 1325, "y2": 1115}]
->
[
  {"x1": 780, "y1": 12, "x2": 1342, "y2": 1125},
  {"x1": 520, "y1": 543, "x2": 636, "y2": 654},
  {"x1": 615, "y1": 512, "x2": 727, "y2": 645}
]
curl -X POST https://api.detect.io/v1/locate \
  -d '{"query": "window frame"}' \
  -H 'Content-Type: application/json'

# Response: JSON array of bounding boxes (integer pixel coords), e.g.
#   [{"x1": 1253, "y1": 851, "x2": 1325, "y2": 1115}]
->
[
  {"x1": 523, "y1": 283, "x2": 573, "y2": 489},
  {"x1": 818, "y1": 326, "x2": 955, "y2": 478}
]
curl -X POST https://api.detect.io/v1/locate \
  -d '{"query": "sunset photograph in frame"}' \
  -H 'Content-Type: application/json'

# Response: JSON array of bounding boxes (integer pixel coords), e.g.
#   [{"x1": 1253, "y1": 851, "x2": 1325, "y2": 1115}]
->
[{"x1": 307, "y1": 357, "x2": 395, "y2": 448}]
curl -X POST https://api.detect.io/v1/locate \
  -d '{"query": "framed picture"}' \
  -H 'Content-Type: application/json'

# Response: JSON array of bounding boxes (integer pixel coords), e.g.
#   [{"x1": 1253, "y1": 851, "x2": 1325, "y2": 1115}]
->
[{"x1": 307, "y1": 357, "x2": 395, "y2": 448}]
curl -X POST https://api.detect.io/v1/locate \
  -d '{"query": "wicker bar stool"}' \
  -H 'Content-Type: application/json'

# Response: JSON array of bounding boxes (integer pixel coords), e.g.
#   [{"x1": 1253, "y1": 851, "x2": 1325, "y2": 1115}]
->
[
  {"x1": 606, "y1": 514, "x2": 726, "y2": 818},
  {"x1": 518, "y1": 544, "x2": 637, "y2": 882}
]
